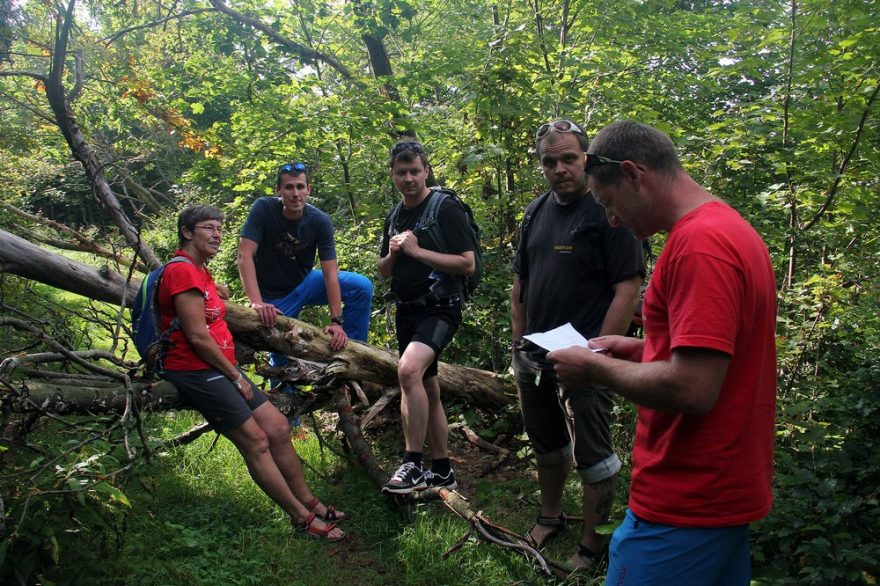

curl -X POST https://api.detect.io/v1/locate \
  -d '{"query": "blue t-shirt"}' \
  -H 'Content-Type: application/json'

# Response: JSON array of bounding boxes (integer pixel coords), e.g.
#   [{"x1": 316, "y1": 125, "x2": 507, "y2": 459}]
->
[{"x1": 240, "y1": 197, "x2": 337, "y2": 299}]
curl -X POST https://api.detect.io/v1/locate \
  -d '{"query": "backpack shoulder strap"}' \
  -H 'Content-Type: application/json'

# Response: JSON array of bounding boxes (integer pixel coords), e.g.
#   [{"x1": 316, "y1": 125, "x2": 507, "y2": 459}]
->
[
  {"x1": 519, "y1": 191, "x2": 552, "y2": 274},
  {"x1": 386, "y1": 202, "x2": 404, "y2": 238},
  {"x1": 423, "y1": 188, "x2": 450, "y2": 225}
]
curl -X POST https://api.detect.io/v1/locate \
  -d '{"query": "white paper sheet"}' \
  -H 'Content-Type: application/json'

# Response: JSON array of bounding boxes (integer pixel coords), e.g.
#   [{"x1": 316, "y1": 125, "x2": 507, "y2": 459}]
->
[{"x1": 523, "y1": 322, "x2": 591, "y2": 352}]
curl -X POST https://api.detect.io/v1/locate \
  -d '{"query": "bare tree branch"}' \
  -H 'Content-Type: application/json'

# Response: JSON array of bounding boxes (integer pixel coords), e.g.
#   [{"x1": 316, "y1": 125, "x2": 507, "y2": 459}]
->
[
  {"x1": 101, "y1": 8, "x2": 215, "y2": 45},
  {"x1": 801, "y1": 82, "x2": 880, "y2": 231},
  {"x1": 208, "y1": 0, "x2": 352, "y2": 80}
]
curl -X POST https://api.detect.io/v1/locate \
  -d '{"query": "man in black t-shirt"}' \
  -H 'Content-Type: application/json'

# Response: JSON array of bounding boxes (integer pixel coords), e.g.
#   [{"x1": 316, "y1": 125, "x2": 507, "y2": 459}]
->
[
  {"x1": 378, "y1": 141, "x2": 476, "y2": 494},
  {"x1": 511, "y1": 120, "x2": 644, "y2": 569}
]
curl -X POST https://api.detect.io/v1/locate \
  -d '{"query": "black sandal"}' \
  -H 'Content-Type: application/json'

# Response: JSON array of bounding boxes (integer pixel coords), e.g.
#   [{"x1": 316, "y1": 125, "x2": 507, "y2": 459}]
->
[
  {"x1": 524, "y1": 513, "x2": 566, "y2": 549},
  {"x1": 568, "y1": 542, "x2": 605, "y2": 572}
]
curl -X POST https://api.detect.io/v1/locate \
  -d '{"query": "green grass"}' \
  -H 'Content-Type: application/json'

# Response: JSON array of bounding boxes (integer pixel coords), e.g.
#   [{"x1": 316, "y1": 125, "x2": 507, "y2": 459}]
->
[{"x1": 29, "y1": 409, "x2": 613, "y2": 586}]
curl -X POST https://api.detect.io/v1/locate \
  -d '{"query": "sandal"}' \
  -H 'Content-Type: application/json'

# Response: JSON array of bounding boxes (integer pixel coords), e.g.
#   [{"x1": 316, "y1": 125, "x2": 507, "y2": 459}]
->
[
  {"x1": 305, "y1": 496, "x2": 346, "y2": 523},
  {"x1": 567, "y1": 542, "x2": 605, "y2": 573},
  {"x1": 524, "y1": 513, "x2": 566, "y2": 549},
  {"x1": 296, "y1": 512, "x2": 345, "y2": 543}
]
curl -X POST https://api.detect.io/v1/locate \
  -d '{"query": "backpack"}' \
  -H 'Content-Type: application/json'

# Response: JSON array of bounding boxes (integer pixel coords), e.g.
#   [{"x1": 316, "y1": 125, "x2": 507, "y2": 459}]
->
[
  {"x1": 387, "y1": 187, "x2": 483, "y2": 301},
  {"x1": 130, "y1": 256, "x2": 193, "y2": 374}
]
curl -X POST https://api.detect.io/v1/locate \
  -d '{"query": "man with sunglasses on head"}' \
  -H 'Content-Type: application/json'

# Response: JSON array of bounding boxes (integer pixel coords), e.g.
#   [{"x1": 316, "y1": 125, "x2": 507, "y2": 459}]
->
[
  {"x1": 237, "y1": 162, "x2": 373, "y2": 361},
  {"x1": 511, "y1": 120, "x2": 644, "y2": 570},
  {"x1": 378, "y1": 140, "x2": 477, "y2": 494},
  {"x1": 547, "y1": 121, "x2": 776, "y2": 585}
]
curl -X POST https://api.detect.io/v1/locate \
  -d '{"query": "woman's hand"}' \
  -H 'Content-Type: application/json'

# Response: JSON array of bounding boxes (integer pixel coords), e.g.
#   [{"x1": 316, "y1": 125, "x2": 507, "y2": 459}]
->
[{"x1": 232, "y1": 373, "x2": 253, "y2": 401}]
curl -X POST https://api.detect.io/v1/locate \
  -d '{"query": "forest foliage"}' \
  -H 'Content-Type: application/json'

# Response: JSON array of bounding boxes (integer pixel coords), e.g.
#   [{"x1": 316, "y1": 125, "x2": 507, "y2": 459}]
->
[{"x1": 1, "y1": 0, "x2": 878, "y2": 583}]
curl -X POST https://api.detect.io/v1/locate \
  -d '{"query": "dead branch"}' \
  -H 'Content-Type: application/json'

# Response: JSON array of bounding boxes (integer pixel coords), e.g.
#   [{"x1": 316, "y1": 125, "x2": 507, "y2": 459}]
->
[
  {"x1": 335, "y1": 388, "x2": 389, "y2": 487},
  {"x1": 359, "y1": 386, "x2": 400, "y2": 431},
  {"x1": 415, "y1": 487, "x2": 566, "y2": 579}
]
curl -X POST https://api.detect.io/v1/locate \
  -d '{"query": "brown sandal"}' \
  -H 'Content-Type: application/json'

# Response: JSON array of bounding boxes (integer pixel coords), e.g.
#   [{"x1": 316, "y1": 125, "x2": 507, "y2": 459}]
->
[
  {"x1": 297, "y1": 512, "x2": 345, "y2": 543},
  {"x1": 305, "y1": 496, "x2": 346, "y2": 523}
]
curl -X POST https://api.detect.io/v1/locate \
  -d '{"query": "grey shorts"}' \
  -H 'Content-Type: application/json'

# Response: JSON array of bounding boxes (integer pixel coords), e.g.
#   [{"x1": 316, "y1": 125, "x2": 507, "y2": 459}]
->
[
  {"x1": 513, "y1": 350, "x2": 621, "y2": 483},
  {"x1": 164, "y1": 368, "x2": 267, "y2": 433}
]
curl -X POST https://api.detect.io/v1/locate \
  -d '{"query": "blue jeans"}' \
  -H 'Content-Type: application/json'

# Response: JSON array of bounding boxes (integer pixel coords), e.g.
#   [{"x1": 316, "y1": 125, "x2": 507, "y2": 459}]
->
[
  {"x1": 606, "y1": 509, "x2": 750, "y2": 586},
  {"x1": 266, "y1": 269, "x2": 373, "y2": 372}
]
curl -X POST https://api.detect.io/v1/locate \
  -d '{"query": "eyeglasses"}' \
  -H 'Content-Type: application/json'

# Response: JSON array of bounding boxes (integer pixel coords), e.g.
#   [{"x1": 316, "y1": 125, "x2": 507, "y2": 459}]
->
[
  {"x1": 278, "y1": 162, "x2": 307, "y2": 176},
  {"x1": 194, "y1": 224, "x2": 223, "y2": 234},
  {"x1": 535, "y1": 120, "x2": 585, "y2": 140},
  {"x1": 390, "y1": 141, "x2": 426, "y2": 156},
  {"x1": 585, "y1": 153, "x2": 625, "y2": 168}
]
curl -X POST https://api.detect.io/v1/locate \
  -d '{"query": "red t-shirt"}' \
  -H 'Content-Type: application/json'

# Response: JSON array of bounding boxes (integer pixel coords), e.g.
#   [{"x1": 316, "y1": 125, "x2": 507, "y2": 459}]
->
[
  {"x1": 157, "y1": 249, "x2": 236, "y2": 371},
  {"x1": 631, "y1": 201, "x2": 777, "y2": 527}
]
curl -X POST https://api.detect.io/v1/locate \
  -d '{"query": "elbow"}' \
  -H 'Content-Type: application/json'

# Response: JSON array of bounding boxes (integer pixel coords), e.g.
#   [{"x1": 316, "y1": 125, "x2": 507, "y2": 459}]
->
[
  {"x1": 235, "y1": 250, "x2": 248, "y2": 271},
  {"x1": 678, "y1": 389, "x2": 720, "y2": 416}
]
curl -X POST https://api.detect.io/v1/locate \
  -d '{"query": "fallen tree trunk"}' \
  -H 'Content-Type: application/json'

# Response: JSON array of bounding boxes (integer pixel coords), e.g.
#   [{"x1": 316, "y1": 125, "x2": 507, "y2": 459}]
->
[{"x1": 0, "y1": 229, "x2": 515, "y2": 408}]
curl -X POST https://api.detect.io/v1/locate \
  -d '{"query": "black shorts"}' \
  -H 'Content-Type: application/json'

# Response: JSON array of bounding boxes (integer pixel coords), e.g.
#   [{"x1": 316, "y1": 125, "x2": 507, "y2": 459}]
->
[
  {"x1": 395, "y1": 301, "x2": 462, "y2": 379},
  {"x1": 164, "y1": 368, "x2": 267, "y2": 433},
  {"x1": 513, "y1": 350, "x2": 620, "y2": 481}
]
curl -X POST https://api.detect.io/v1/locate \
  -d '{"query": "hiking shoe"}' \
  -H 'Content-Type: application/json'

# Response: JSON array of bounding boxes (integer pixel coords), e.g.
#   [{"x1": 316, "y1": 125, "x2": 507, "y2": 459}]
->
[
  {"x1": 382, "y1": 462, "x2": 427, "y2": 494},
  {"x1": 424, "y1": 469, "x2": 458, "y2": 490}
]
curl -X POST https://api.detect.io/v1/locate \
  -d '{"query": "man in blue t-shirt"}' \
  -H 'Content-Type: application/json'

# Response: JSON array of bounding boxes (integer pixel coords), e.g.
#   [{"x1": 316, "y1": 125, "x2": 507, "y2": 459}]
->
[{"x1": 237, "y1": 163, "x2": 373, "y2": 357}]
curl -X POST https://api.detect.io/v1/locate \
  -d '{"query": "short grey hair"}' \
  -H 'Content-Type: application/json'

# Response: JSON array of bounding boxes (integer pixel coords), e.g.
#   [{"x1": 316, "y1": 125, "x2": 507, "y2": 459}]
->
[{"x1": 177, "y1": 204, "x2": 223, "y2": 246}]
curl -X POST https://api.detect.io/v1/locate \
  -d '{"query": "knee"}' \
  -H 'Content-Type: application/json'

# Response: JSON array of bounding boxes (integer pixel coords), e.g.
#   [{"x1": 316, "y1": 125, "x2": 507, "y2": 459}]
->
[
  {"x1": 397, "y1": 359, "x2": 425, "y2": 390},
  {"x1": 264, "y1": 415, "x2": 293, "y2": 444},
  {"x1": 241, "y1": 428, "x2": 271, "y2": 456},
  {"x1": 351, "y1": 274, "x2": 373, "y2": 300}
]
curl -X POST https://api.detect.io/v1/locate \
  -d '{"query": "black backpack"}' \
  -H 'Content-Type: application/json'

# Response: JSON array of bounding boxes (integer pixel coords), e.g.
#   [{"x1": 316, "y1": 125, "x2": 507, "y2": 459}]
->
[{"x1": 387, "y1": 187, "x2": 483, "y2": 301}]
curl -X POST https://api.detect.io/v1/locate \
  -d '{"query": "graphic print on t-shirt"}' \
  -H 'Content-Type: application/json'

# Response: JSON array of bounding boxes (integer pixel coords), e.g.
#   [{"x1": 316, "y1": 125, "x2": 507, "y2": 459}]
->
[{"x1": 275, "y1": 229, "x2": 306, "y2": 258}]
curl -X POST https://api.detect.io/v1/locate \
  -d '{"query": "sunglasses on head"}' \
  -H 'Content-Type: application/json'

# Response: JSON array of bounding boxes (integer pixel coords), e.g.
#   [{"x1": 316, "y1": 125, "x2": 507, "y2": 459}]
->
[
  {"x1": 278, "y1": 162, "x2": 307, "y2": 176},
  {"x1": 390, "y1": 141, "x2": 426, "y2": 156},
  {"x1": 535, "y1": 119, "x2": 585, "y2": 140},
  {"x1": 585, "y1": 153, "x2": 625, "y2": 168}
]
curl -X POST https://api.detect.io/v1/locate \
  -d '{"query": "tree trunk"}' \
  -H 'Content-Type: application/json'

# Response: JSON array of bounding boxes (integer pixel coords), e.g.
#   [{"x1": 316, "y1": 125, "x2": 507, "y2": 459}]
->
[{"x1": 0, "y1": 229, "x2": 515, "y2": 408}]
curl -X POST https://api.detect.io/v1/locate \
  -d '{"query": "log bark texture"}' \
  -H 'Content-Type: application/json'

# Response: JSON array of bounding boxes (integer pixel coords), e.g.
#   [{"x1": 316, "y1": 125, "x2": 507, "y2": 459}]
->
[{"x1": 0, "y1": 229, "x2": 515, "y2": 409}]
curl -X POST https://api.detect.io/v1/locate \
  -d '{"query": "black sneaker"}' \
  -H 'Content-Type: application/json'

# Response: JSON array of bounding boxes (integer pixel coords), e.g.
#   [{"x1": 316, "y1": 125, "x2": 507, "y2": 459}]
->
[
  {"x1": 382, "y1": 462, "x2": 427, "y2": 494},
  {"x1": 424, "y1": 469, "x2": 458, "y2": 490}
]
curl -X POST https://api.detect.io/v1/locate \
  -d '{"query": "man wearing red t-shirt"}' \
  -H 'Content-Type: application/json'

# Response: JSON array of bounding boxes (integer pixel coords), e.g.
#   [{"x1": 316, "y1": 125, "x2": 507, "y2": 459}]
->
[{"x1": 548, "y1": 121, "x2": 777, "y2": 585}]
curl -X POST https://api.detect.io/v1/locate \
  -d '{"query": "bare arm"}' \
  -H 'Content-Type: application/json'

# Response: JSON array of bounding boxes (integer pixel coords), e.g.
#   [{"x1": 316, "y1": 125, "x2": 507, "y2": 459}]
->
[
  {"x1": 173, "y1": 289, "x2": 252, "y2": 400},
  {"x1": 392, "y1": 231, "x2": 475, "y2": 275},
  {"x1": 236, "y1": 237, "x2": 282, "y2": 326},
  {"x1": 319, "y1": 258, "x2": 347, "y2": 350},
  {"x1": 548, "y1": 345, "x2": 729, "y2": 415},
  {"x1": 378, "y1": 248, "x2": 397, "y2": 280},
  {"x1": 598, "y1": 275, "x2": 642, "y2": 337}
]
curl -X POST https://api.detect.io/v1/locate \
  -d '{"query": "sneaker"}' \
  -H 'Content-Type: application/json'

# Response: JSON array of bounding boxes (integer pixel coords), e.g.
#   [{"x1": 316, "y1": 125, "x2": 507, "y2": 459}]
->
[
  {"x1": 424, "y1": 469, "x2": 458, "y2": 490},
  {"x1": 382, "y1": 462, "x2": 427, "y2": 494}
]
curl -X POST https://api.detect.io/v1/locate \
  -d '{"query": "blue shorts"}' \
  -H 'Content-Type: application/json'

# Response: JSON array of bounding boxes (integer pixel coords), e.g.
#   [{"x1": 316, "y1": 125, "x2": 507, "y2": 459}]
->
[{"x1": 606, "y1": 509, "x2": 751, "y2": 586}]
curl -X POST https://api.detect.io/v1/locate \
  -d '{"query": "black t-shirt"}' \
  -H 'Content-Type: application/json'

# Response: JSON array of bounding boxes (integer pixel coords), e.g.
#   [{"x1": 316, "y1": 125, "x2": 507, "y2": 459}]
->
[
  {"x1": 513, "y1": 191, "x2": 644, "y2": 359},
  {"x1": 380, "y1": 190, "x2": 475, "y2": 302}
]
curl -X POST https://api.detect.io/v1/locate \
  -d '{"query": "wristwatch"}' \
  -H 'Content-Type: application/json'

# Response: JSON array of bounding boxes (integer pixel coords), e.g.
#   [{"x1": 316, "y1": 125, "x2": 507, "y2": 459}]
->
[{"x1": 330, "y1": 315, "x2": 344, "y2": 327}]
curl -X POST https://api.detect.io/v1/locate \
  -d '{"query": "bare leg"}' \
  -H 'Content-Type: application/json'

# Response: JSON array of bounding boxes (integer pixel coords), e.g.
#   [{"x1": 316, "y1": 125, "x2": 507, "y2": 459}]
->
[
  {"x1": 397, "y1": 341, "x2": 436, "y2": 453},
  {"x1": 224, "y1": 414, "x2": 343, "y2": 539},
  {"x1": 423, "y1": 375, "x2": 448, "y2": 460},
  {"x1": 569, "y1": 474, "x2": 617, "y2": 568},
  {"x1": 250, "y1": 402, "x2": 344, "y2": 520},
  {"x1": 528, "y1": 458, "x2": 570, "y2": 547}
]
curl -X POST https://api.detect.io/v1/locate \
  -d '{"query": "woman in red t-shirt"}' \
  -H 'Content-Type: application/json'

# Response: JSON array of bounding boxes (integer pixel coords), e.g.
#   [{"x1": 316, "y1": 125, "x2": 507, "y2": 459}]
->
[{"x1": 160, "y1": 205, "x2": 345, "y2": 542}]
